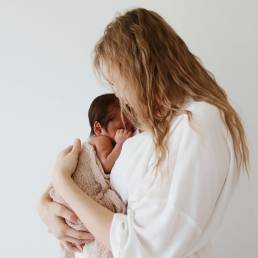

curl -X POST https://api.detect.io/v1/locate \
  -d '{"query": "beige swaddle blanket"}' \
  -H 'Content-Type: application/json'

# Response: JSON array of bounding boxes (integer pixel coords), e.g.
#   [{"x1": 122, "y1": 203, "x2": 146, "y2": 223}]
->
[{"x1": 49, "y1": 141, "x2": 126, "y2": 258}]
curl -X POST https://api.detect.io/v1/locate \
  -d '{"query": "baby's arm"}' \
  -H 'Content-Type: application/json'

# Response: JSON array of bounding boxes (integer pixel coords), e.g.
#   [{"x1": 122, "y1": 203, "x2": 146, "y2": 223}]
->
[{"x1": 92, "y1": 130, "x2": 132, "y2": 173}]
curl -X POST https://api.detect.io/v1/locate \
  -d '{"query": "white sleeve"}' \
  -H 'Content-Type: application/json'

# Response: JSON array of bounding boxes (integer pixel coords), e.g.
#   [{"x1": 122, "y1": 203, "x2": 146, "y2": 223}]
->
[{"x1": 109, "y1": 106, "x2": 231, "y2": 258}]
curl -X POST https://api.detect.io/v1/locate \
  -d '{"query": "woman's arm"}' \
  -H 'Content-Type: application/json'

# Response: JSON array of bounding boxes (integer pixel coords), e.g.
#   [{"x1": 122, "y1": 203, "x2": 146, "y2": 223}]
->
[
  {"x1": 54, "y1": 176, "x2": 114, "y2": 250},
  {"x1": 50, "y1": 139, "x2": 115, "y2": 250},
  {"x1": 37, "y1": 184, "x2": 95, "y2": 252}
]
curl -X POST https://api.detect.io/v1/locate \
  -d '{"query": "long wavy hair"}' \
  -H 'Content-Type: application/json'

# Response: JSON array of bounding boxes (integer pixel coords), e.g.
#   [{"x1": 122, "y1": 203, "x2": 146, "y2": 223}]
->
[{"x1": 93, "y1": 8, "x2": 249, "y2": 177}]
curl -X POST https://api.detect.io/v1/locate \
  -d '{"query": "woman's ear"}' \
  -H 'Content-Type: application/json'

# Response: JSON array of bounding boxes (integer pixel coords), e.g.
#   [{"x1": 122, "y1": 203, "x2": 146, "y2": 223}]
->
[{"x1": 93, "y1": 121, "x2": 103, "y2": 136}]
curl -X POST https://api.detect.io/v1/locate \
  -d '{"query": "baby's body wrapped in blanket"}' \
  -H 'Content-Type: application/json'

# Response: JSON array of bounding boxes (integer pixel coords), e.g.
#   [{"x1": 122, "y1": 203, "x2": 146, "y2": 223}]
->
[{"x1": 49, "y1": 140, "x2": 126, "y2": 258}]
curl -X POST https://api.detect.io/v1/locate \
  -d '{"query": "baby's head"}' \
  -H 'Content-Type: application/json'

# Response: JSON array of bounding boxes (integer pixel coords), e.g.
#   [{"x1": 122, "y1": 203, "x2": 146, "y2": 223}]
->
[{"x1": 88, "y1": 93, "x2": 135, "y2": 139}]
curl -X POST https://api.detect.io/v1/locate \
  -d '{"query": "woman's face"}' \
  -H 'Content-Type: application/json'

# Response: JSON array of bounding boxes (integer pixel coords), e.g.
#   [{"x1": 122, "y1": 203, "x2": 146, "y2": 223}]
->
[
  {"x1": 100, "y1": 61, "x2": 140, "y2": 131},
  {"x1": 101, "y1": 61, "x2": 130, "y2": 105}
]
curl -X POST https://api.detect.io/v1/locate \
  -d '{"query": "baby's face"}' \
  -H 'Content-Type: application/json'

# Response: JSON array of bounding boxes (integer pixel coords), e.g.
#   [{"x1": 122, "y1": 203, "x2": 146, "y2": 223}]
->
[{"x1": 103, "y1": 112, "x2": 134, "y2": 140}]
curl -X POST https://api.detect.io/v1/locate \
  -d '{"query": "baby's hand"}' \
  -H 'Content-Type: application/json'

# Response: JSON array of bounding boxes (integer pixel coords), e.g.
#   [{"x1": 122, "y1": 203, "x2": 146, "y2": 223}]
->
[{"x1": 114, "y1": 129, "x2": 133, "y2": 144}]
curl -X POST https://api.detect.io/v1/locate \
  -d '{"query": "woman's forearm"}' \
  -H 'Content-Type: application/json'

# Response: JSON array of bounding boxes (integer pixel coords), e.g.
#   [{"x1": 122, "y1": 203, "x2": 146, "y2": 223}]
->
[{"x1": 56, "y1": 176, "x2": 114, "y2": 250}]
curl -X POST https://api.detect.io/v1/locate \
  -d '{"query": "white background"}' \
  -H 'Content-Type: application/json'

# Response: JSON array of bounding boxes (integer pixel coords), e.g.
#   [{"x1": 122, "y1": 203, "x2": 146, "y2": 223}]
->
[{"x1": 0, "y1": 1, "x2": 257, "y2": 257}]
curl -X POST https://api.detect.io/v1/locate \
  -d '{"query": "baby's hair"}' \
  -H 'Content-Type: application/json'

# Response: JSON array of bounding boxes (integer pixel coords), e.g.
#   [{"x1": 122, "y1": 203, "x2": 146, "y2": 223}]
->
[{"x1": 88, "y1": 93, "x2": 121, "y2": 136}]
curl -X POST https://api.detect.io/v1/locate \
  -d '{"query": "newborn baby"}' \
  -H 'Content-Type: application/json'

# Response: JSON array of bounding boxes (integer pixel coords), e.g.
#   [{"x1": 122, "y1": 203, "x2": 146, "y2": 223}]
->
[{"x1": 49, "y1": 93, "x2": 135, "y2": 258}]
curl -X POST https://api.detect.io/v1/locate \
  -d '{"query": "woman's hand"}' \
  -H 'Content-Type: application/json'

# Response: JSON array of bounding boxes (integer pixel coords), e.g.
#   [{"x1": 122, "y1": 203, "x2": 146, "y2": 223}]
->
[
  {"x1": 37, "y1": 186, "x2": 95, "y2": 252},
  {"x1": 59, "y1": 240, "x2": 85, "y2": 253},
  {"x1": 51, "y1": 139, "x2": 82, "y2": 191}
]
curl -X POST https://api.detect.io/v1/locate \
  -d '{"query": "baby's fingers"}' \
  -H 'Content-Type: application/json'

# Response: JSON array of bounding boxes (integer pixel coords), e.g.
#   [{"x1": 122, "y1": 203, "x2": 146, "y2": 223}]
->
[
  {"x1": 123, "y1": 130, "x2": 132, "y2": 137},
  {"x1": 126, "y1": 130, "x2": 133, "y2": 136}
]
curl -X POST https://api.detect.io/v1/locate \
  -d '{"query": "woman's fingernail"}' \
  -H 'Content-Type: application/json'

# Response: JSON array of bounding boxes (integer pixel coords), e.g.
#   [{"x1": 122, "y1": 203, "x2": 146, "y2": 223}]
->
[
  {"x1": 71, "y1": 219, "x2": 77, "y2": 224},
  {"x1": 76, "y1": 244, "x2": 83, "y2": 252},
  {"x1": 71, "y1": 215, "x2": 79, "y2": 223}
]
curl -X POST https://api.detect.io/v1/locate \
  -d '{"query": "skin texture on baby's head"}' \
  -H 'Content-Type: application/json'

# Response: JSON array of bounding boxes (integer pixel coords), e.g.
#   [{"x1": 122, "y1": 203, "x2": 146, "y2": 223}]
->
[{"x1": 88, "y1": 93, "x2": 135, "y2": 173}]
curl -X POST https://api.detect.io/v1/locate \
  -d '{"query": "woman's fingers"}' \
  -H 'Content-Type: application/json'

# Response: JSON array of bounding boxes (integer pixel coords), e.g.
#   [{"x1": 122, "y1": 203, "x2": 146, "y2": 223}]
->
[
  {"x1": 51, "y1": 202, "x2": 78, "y2": 224},
  {"x1": 55, "y1": 224, "x2": 93, "y2": 243},
  {"x1": 74, "y1": 243, "x2": 84, "y2": 253},
  {"x1": 72, "y1": 138, "x2": 81, "y2": 155},
  {"x1": 59, "y1": 139, "x2": 81, "y2": 158},
  {"x1": 50, "y1": 202, "x2": 94, "y2": 241},
  {"x1": 60, "y1": 235, "x2": 89, "y2": 246},
  {"x1": 60, "y1": 240, "x2": 83, "y2": 253},
  {"x1": 64, "y1": 227, "x2": 95, "y2": 241},
  {"x1": 61, "y1": 145, "x2": 73, "y2": 155}
]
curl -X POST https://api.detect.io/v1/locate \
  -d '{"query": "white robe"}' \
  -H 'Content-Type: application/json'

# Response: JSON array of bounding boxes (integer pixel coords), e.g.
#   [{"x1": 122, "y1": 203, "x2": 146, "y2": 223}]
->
[{"x1": 108, "y1": 100, "x2": 239, "y2": 258}]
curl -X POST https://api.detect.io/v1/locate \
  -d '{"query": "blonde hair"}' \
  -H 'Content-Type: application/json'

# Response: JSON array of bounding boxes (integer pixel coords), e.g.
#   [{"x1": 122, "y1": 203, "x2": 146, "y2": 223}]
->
[{"x1": 93, "y1": 8, "x2": 249, "y2": 178}]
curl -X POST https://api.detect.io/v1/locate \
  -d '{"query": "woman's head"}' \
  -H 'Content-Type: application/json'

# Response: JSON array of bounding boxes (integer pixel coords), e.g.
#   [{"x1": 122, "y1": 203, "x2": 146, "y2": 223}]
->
[
  {"x1": 94, "y1": 8, "x2": 249, "y2": 176},
  {"x1": 88, "y1": 93, "x2": 134, "y2": 139}
]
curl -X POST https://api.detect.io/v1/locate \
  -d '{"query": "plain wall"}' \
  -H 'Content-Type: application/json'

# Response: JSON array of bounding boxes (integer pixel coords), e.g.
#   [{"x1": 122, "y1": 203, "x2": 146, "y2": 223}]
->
[{"x1": 0, "y1": 0, "x2": 257, "y2": 257}]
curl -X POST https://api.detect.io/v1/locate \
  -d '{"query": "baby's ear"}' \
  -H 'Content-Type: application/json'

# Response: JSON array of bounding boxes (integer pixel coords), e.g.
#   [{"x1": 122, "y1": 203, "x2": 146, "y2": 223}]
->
[{"x1": 93, "y1": 121, "x2": 102, "y2": 136}]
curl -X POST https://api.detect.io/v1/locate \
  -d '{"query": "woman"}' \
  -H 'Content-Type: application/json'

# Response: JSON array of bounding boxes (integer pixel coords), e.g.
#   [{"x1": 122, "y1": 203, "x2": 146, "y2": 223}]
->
[{"x1": 37, "y1": 8, "x2": 249, "y2": 258}]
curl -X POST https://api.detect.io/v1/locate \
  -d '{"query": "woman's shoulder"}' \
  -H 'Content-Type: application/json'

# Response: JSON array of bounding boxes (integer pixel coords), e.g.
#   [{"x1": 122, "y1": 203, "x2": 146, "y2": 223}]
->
[
  {"x1": 166, "y1": 100, "x2": 230, "y2": 153},
  {"x1": 118, "y1": 130, "x2": 153, "y2": 156},
  {"x1": 187, "y1": 100, "x2": 221, "y2": 119},
  {"x1": 171, "y1": 100, "x2": 225, "y2": 132}
]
